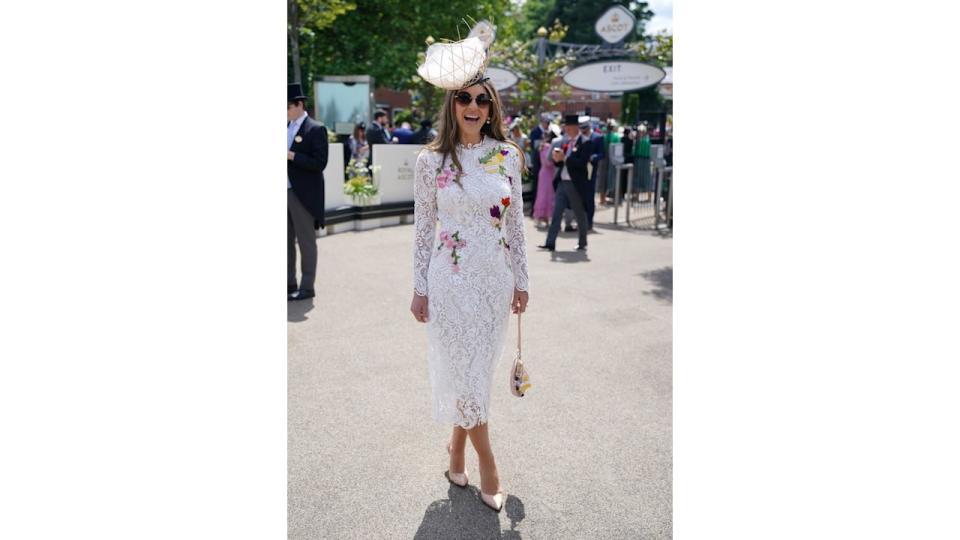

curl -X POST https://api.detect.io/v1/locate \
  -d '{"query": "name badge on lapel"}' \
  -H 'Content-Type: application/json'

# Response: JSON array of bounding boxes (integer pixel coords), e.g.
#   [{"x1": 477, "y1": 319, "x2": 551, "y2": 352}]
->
[{"x1": 294, "y1": 135, "x2": 303, "y2": 143}]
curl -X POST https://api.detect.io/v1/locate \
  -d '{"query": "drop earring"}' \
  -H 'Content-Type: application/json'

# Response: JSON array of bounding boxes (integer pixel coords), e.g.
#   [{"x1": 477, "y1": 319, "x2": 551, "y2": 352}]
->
[{"x1": 485, "y1": 118, "x2": 491, "y2": 124}]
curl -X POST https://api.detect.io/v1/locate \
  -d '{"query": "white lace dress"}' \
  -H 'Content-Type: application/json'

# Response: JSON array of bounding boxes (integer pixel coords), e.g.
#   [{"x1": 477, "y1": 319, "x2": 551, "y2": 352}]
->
[{"x1": 414, "y1": 137, "x2": 530, "y2": 428}]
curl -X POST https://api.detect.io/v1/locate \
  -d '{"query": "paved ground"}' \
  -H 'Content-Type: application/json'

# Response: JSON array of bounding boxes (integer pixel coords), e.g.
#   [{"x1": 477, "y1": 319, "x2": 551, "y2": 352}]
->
[{"x1": 288, "y1": 203, "x2": 672, "y2": 539}]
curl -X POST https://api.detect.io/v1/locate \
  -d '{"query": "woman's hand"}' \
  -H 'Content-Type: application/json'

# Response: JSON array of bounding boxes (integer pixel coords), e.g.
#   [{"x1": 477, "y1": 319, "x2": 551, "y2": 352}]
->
[
  {"x1": 410, "y1": 293, "x2": 429, "y2": 323},
  {"x1": 511, "y1": 289, "x2": 529, "y2": 314}
]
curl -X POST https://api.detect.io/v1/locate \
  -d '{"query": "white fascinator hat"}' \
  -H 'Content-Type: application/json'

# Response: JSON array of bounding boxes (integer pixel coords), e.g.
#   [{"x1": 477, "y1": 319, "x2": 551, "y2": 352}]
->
[{"x1": 417, "y1": 36, "x2": 489, "y2": 90}]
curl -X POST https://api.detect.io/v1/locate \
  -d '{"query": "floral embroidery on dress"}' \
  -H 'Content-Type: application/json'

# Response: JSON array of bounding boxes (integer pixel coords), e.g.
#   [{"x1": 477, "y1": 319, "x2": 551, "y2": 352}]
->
[
  {"x1": 435, "y1": 165, "x2": 458, "y2": 189},
  {"x1": 437, "y1": 230, "x2": 467, "y2": 273},
  {"x1": 490, "y1": 197, "x2": 511, "y2": 249},
  {"x1": 479, "y1": 145, "x2": 510, "y2": 175}
]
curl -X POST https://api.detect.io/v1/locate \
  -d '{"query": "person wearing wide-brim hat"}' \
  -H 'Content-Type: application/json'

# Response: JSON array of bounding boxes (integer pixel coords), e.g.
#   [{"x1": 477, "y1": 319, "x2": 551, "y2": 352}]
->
[
  {"x1": 287, "y1": 82, "x2": 328, "y2": 301},
  {"x1": 537, "y1": 114, "x2": 593, "y2": 251},
  {"x1": 409, "y1": 35, "x2": 530, "y2": 514}
]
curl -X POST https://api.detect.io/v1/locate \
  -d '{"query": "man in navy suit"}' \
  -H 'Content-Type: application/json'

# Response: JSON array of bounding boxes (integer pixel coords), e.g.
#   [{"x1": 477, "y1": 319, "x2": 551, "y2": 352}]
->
[
  {"x1": 538, "y1": 115, "x2": 593, "y2": 252},
  {"x1": 287, "y1": 83, "x2": 328, "y2": 301}
]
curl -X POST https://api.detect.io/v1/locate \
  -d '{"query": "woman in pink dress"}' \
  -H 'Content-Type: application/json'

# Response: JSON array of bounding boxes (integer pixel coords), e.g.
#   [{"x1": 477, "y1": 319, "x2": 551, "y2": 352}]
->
[{"x1": 532, "y1": 130, "x2": 557, "y2": 227}]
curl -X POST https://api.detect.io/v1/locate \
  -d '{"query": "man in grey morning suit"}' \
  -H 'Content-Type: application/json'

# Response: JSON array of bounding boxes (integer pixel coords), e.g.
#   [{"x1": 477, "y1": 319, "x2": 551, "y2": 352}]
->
[
  {"x1": 287, "y1": 83, "x2": 328, "y2": 301},
  {"x1": 538, "y1": 114, "x2": 592, "y2": 252}
]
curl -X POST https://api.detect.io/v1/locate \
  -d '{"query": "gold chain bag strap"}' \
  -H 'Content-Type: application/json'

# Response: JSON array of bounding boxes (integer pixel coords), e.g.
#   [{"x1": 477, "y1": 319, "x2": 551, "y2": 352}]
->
[{"x1": 510, "y1": 312, "x2": 531, "y2": 397}]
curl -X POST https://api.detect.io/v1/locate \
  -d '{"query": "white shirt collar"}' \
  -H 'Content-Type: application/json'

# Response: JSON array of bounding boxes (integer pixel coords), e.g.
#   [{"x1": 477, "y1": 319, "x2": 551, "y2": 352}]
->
[{"x1": 290, "y1": 111, "x2": 307, "y2": 129}]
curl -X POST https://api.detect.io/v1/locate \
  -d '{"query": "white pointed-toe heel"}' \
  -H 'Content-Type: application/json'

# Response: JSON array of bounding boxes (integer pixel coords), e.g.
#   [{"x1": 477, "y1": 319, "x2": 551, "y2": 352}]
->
[
  {"x1": 445, "y1": 442, "x2": 468, "y2": 488},
  {"x1": 480, "y1": 490, "x2": 505, "y2": 513}
]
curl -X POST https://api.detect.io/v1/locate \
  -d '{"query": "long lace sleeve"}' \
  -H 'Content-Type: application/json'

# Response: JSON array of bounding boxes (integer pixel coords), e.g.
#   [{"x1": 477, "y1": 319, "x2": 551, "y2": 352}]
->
[
  {"x1": 505, "y1": 147, "x2": 529, "y2": 292},
  {"x1": 413, "y1": 151, "x2": 437, "y2": 296}
]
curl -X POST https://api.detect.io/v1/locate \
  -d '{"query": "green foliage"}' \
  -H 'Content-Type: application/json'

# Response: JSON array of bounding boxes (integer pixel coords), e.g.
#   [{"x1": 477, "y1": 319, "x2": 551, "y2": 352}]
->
[
  {"x1": 621, "y1": 30, "x2": 672, "y2": 124},
  {"x1": 392, "y1": 108, "x2": 413, "y2": 126},
  {"x1": 343, "y1": 158, "x2": 379, "y2": 204},
  {"x1": 293, "y1": 0, "x2": 513, "y2": 91},
  {"x1": 288, "y1": 0, "x2": 670, "y2": 125},
  {"x1": 628, "y1": 30, "x2": 673, "y2": 67},
  {"x1": 492, "y1": 19, "x2": 573, "y2": 119},
  {"x1": 296, "y1": 0, "x2": 356, "y2": 31},
  {"x1": 514, "y1": 0, "x2": 555, "y2": 41}
]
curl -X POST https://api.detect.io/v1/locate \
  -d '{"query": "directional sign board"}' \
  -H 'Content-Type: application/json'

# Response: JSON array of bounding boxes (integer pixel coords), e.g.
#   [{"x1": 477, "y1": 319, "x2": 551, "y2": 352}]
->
[
  {"x1": 562, "y1": 61, "x2": 666, "y2": 93},
  {"x1": 484, "y1": 66, "x2": 520, "y2": 91}
]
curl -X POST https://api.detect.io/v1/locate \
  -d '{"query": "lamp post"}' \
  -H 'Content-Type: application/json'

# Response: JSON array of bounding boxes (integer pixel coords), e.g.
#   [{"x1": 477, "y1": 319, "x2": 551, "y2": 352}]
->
[{"x1": 535, "y1": 26, "x2": 547, "y2": 120}]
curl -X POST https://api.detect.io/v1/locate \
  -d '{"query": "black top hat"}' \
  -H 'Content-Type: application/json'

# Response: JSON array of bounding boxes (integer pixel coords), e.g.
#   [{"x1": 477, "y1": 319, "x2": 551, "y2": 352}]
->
[
  {"x1": 563, "y1": 114, "x2": 580, "y2": 126},
  {"x1": 288, "y1": 83, "x2": 307, "y2": 102}
]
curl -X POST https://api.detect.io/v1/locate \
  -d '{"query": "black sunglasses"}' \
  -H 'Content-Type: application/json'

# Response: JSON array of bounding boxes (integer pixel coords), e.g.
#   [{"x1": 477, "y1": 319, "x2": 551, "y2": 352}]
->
[{"x1": 454, "y1": 92, "x2": 492, "y2": 107}]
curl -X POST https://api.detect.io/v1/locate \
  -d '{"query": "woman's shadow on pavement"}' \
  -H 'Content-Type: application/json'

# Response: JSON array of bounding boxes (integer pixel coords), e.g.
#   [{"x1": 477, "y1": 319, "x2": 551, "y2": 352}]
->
[
  {"x1": 414, "y1": 480, "x2": 525, "y2": 539},
  {"x1": 287, "y1": 298, "x2": 314, "y2": 322}
]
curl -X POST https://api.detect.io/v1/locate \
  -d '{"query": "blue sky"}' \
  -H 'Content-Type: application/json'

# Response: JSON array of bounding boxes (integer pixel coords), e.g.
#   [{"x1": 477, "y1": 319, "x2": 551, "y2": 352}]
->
[{"x1": 644, "y1": 0, "x2": 673, "y2": 35}]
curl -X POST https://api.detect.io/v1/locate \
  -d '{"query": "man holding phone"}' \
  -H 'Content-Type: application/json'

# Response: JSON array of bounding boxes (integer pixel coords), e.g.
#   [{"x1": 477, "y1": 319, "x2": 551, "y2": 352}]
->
[{"x1": 538, "y1": 114, "x2": 592, "y2": 252}]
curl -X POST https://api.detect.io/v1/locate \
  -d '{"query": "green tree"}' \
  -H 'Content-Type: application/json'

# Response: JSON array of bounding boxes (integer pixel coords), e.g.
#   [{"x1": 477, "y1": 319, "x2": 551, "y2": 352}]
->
[
  {"x1": 493, "y1": 19, "x2": 574, "y2": 120},
  {"x1": 515, "y1": 0, "x2": 555, "y2": 41},
  {"x1": 620, "y1": 30, "x2": 672, "y2": 124},
  {"x1": 288, "y1": 0, "x2": 357, "y2": 84},
  {"x1": 300, "y1": 0, "x2": 512, "y2": 91}
]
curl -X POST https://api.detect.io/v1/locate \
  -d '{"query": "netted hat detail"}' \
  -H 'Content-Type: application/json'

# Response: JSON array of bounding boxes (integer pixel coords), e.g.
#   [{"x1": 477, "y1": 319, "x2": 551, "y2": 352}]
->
[{"x1": 416, "y1": 37, "x2": 488, "y2": 90}]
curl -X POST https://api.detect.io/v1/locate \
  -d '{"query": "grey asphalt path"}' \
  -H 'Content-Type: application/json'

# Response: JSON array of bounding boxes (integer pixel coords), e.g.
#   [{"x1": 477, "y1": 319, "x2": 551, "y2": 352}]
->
[{"x1": 288, "y1": 203, "x2": 672, "y2": 539}]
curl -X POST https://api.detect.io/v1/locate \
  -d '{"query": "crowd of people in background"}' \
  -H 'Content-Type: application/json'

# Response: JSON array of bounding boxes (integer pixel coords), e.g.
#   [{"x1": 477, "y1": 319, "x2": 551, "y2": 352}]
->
[
  {"x1": 347, "y1": 109, "x2": 438, "y2": 165},
  {"x1": 341, "y1": 106, "x2": 672, "y2": 237},
  {"x1": 523, "y1": 113, "x2": 672, "y2": 232}
]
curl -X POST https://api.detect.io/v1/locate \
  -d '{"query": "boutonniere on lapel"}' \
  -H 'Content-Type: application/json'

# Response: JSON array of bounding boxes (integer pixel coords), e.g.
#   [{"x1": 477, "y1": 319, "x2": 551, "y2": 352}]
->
[{"x1": 294, "y1": 135, "x2": 303, "y2": 143}]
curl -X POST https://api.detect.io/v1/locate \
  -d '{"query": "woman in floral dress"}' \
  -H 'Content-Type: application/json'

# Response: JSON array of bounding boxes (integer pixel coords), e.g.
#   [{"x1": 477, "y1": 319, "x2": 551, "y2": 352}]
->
[{"x1": 409, "y1": 50, "x2": 530, "y2": 513}]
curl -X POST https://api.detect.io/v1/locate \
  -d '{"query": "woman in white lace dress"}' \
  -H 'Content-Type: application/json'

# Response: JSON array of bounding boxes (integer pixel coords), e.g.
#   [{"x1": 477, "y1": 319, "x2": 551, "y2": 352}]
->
[{"x1": 409, "y1": 74, "x2": 529, "y2": 512}]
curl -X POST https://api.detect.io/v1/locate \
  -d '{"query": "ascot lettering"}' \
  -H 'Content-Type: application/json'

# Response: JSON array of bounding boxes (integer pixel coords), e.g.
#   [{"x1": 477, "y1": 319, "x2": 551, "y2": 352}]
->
[{"x1": 600, "y1": 23, "x2": 630, "y2": 33}]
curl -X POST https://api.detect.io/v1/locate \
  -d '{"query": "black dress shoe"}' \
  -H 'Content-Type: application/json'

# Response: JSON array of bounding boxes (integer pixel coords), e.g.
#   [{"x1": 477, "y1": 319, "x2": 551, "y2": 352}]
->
[
  {"x1": 288, "y1": 284, "x2": 298, "y2": 294},
  {"x1": 536, "y1": 244, "x2": 555, "y2": 251},
  {"x1": 288, "y1": 289, "x2": 315, "y2": 301},
  {"x1": 576, "y1": 245, "x2": 587, "y2": 251}
]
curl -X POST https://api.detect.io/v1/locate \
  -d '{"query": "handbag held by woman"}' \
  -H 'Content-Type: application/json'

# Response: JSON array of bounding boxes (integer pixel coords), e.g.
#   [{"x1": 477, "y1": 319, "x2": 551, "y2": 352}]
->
[{"x1": 510, "y1": 312, "x2": 532, "y2": 398}]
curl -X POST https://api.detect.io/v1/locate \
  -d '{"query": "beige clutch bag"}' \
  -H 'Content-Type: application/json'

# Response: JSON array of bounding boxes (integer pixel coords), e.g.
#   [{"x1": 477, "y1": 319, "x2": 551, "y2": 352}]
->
[{"x1": 510, "y1": 312, "x2": 531, "y2": 397}]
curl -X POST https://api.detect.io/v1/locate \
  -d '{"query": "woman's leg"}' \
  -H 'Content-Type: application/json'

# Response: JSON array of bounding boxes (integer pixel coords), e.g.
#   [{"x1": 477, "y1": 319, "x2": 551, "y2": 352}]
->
[
  {"x1": 448, "y1": 426, "x2": 468, "y2": 474},
  {"x1": 466, "y1": 422, "x2": 501, "y2": 495}
]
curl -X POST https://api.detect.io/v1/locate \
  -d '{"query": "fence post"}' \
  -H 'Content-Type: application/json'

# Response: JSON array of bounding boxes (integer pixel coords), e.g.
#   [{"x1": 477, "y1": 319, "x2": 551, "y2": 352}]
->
[
  {"x1": 613, "y1": 163, "x2": 632, "y2": 225},
  {"x1": 653, "y1": 166, "x2": 661, "y2": 229},
  {"x1": 665, "y1": 166, "x2": 673, "y2": 229}
]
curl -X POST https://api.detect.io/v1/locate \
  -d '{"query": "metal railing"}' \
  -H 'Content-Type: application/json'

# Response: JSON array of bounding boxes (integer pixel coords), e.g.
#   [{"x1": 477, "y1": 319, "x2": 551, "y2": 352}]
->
[
  {"x1": 612, "y1": 163, "x2": 632, "y2": 225},
  {"x1": 611, "y1": 161, "x2": 672, "y2": 230}
]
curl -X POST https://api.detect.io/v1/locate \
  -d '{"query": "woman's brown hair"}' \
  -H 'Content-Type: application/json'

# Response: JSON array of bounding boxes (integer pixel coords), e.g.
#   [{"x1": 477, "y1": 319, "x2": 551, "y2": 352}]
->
[{"x1": 423, "y1": 80, "x2": 526, "y2": 186}]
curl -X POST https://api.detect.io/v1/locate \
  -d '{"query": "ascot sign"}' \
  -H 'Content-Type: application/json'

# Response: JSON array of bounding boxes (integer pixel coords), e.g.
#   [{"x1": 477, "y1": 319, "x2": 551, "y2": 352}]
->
[
  {"x1": 562, "y1": 61, "x2": 666, "y2": 93},
  {"x1": 595, "y1": 5, "x2": 636, "y2": 44}
]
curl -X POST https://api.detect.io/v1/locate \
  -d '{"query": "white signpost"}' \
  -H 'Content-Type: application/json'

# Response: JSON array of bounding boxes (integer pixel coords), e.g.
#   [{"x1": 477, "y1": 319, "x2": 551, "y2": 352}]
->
[
  {"x1": 323, "y1": 142, "x2": 346, "y2": 210},
  {"x1": 485, "y1": 66, "x2": 520, "y2": 91},
  {"x1": 562, "y1": 61, "x2": 666, "y2": 93},
  {"x1": 595, "y1": 5, "x2": 636, "y2": 44},
  {"x1": 372, "y1": 144, "x2": 421, "y2": 204}
]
